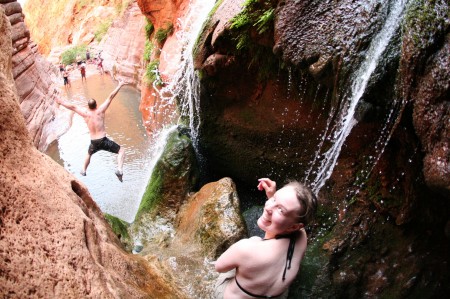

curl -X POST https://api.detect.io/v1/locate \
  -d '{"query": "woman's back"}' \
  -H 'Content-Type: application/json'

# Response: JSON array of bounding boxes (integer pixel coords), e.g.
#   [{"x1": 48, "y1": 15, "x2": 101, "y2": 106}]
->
[{"x1": 224, "y1": 230, "x2": 307, "y2": 298}]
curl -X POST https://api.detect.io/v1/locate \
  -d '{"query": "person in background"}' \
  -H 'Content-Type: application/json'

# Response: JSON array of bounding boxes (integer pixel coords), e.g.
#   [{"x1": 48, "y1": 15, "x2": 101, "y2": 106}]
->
[
  {"x1": 86, "y1": 49, "x2": 91, "y2": 63},
  {"x1": 97, "y1": 57, "x2": 104, "y2": 75},
  {"x1": 56, "y1": 80, "x2": 129, "y2": 182},
  {"x1": 62, "y1": 68, "x2": 71, "y2": 88},
  {"x1": 80, "y1": 62, "x2": 86, "y2": 82},
  {"x1": 214, "y1": 178, "x2": 317, "y2": 299}
]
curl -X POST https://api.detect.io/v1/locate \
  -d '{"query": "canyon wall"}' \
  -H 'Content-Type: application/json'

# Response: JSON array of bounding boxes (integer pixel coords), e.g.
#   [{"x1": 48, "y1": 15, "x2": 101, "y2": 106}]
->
[
  {"x1": 0, "y1": 0, "x2": 67, "y2": 152},
  {"x1": 7, "y1": 0, "x2": 449, "y2": 297},
  {"x1": 0, "y1": 6, "x2": 185, "y2": 297},
  {"x1": 99, "y1": 1, "x2": 146, "y2": 87}
]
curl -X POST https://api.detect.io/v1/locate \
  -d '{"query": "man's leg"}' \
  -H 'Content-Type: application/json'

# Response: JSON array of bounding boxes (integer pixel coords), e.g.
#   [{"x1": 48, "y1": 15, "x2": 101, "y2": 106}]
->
[
  {"x1": 117, "y1": 147, "x2": 125, "y2": 172},
  {"x1": 115, "y1": 147, "x2": 125, "y2": 182},
  {"x1": 81, "y1": 153, "x2": 91, "y2": 176}
]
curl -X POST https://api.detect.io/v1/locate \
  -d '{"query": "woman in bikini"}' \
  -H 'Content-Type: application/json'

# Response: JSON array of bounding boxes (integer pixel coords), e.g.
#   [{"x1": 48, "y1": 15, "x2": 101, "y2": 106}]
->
[{"x1": 214, "y1": 178, "x2": 317, "y2": 299}]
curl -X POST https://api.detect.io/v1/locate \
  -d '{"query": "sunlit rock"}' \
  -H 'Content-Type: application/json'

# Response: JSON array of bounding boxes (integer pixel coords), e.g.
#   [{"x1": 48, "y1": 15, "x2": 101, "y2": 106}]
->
[
  {"x1": 100, "y1": 1, "x2": 147, "y2": 86},
  {"x1": 1, "y1": 0, "x2": 64, "y2": 152},
  {"x1": 0, "y1": 9, "x2": 183, "y2": 296},
  {"x1": 175, "y1": 177, "x2": 247, "y2": 258}
]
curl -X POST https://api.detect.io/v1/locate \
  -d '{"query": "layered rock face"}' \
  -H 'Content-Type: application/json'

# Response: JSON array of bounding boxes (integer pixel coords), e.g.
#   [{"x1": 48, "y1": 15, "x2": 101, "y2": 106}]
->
[
  {"x1": 24, "y1": 0, "x2": 146, "y2": 85},
  {"x1": 1, "y1": 0, "x2": 66, "y2": 152},
  {"x1": 8, "y1": 0, "x2": 147, "y2": 150},
  {"x1": 0, "y1": 7, "x2": 185, "y2": 298},
  {"x1": 99, "y1": 1, "x2": 147, "y2": 86}
]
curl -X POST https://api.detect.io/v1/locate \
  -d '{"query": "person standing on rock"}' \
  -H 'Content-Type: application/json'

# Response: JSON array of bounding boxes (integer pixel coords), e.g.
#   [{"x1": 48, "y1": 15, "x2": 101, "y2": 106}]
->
[
  {"x1": 214, "y1": 178, "x2": 317, "y2": 299},
  {"x1": 56, "y1": 80, "x2": 129, "y2": 182}
]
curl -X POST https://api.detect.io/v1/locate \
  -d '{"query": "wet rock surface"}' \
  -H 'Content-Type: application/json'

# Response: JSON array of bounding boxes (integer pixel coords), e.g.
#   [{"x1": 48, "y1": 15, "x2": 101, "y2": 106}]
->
[{"x1": 193, "y1": 0, "x2": 450, "y2": 297}]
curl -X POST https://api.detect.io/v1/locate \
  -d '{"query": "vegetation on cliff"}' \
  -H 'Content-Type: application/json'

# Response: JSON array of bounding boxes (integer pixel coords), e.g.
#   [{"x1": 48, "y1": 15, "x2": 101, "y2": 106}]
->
[
  {"x1": 403, "y1": 0, "x2": 449, "y2": 51},
  {"x1": 60, "y1": 44, "x2": 87, "y2": 65},
  {"x1": 228, "y1": 0, "x2": 280, "y2": 80},
  {"x1": 142, "y1": 18, "x2": 173, "y2": 86}
]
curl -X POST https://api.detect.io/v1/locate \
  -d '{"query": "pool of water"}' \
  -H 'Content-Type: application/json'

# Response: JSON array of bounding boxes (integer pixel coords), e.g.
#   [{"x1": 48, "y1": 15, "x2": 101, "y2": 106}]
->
[{"x1": 47, "y1": 75, "x2": 152, "y2": 223}]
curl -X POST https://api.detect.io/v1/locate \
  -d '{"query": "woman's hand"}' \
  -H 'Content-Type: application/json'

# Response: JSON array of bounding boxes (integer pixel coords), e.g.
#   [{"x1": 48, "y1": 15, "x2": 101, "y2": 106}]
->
[{"x1": 257, "y1": 178, "x2": 276, "y2": 199}]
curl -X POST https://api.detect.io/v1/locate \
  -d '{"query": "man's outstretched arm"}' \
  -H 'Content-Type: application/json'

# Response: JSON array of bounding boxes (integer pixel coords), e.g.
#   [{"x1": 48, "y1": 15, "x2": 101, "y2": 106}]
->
[
  {"x1": 56, "y1": 97, "x2": 87, "y2": 117},
  {"x1": 98, "y1": 80, "x2": 128, "y2": 113}
]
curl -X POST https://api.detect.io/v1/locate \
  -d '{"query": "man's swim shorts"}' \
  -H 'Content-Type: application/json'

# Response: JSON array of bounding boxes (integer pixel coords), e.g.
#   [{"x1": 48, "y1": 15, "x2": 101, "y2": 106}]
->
[{"x1": 88, "y1": 136, "x2": 120, "y2": 155}]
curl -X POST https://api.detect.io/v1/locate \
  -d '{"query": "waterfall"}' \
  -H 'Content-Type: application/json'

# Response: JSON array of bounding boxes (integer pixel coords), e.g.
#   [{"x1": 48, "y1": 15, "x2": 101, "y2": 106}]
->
[
  {"x1": 309, "y1": 0, "x2": 408, "y2": 194},
  {"x1": 156, "y1": 0, "x2": 216, "y2": 148}
]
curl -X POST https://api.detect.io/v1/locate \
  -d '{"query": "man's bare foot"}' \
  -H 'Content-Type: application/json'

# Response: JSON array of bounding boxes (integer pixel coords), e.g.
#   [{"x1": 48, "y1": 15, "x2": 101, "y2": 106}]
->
[{"x1": 115, "y1": 170, "x2": 123, "y2": 182}]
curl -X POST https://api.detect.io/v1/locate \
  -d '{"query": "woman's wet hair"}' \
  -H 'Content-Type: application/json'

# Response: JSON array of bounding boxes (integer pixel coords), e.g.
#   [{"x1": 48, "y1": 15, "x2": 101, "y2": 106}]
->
[
  {"x1": 88, "y1": 99, "x2": 97, "y2": 109},
  {"x1": 285, "y1": 181, "x2": 318, "y2": 226}
]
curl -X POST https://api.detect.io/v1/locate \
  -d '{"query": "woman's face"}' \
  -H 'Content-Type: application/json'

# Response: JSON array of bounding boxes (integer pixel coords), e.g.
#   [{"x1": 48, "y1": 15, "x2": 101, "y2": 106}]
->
[{"x1": 257, "y1": 186, "x2": 301, "y2": 238}]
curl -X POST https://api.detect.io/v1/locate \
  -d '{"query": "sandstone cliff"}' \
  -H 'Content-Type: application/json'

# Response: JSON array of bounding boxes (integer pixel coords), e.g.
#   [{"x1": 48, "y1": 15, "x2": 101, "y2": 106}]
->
[
  {"x1": 0, "y1": 6, "x2": 185, "y2": 297},
  {"x1": 1, "y1": 0, "x2": 68, "y2": 152},
  {"x1": 99, "y1": 1, "x2": 146, "y2": 87}
]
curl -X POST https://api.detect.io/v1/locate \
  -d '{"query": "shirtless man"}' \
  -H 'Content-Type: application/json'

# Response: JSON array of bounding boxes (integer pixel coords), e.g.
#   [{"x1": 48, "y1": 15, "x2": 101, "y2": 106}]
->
[{"x1": 56, "y1": 80, "x2": 128, "y2": 182}]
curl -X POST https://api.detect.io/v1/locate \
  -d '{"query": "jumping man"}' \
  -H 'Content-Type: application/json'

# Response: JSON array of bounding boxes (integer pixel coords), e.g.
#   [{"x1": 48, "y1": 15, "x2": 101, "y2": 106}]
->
[{"x1": 56, "y1": 80, "x2": 128, "y2": 182}]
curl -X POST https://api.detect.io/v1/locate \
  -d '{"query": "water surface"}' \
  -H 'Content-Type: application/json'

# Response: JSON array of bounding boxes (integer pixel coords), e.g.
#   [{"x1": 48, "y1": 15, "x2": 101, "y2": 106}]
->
[{"x1": 47, "y1": 75, "x2": 151, "y2": 223}]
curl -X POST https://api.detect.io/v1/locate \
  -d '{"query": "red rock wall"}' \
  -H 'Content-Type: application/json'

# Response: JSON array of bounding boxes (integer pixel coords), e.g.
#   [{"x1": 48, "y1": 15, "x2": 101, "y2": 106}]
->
[
  {"x1": 1, "y1": 0, "x2": 67, "y2": 152},
  {"x1": 0, "y1": 6, "x2": 186, "y2": 297},
  {"x1": 99, "y1": 1, "x2": 147, "y2": 86}
]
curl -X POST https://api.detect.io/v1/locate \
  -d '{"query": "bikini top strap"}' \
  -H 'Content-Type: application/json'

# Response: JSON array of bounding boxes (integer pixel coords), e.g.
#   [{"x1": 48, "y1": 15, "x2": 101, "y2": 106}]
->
[
  {"x1": 234, "y1": 276, "x2": 284, "y2": 298},
  {"x1": 281, "y1": 234, "x2": 296, "y2": 281}
]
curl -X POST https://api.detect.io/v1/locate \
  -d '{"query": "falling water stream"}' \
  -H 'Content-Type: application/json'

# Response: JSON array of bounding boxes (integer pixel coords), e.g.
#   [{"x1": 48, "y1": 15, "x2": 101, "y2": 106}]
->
[
  {"x1": 308, "y1": 0, "x2": 408, "y2": 194},
  {"x1": 155, "y1": 0, "x2": 216, "y2": 147}
]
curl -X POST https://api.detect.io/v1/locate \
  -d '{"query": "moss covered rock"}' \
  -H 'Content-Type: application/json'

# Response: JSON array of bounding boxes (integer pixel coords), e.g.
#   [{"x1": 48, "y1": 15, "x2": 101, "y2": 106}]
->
[
  {"x1": 104, "y1": 213, "x2": 132, "y2": 251},
  {"x1": 135, "y1": 127, "x2": 199, "y2": 223}
]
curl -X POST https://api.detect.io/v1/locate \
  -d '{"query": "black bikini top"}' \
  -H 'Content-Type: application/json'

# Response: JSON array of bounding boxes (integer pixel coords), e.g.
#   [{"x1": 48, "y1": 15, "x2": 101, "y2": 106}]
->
[
  {"x1": 267, "y1": 232, "x2": 297, "y2": 282},
  {"x1": 234, "y1": 232, "x2": 298, "y2": 298}
]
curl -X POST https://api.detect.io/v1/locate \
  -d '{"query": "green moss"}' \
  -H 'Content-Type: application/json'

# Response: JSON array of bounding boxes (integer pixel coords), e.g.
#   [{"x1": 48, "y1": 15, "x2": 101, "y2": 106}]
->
[
  {"x1": 290, "y1": 231, "x2": 333, "y2": 298},
  {"x1": 209, "y1": 0, "x2": 225, "y2": 17},
  {"x1": 145, "y1": 59, "x2": 162, "y2": 86},
  {"x1": 155, "y1": 22, "x2": 174, "y2": 45},
  {"x1": 135, "y1": 131, "x2": 198, "y2": 221},
  {"x1": 135, "y1": 167, "x2": 164, "y2": 220},
  {"x1": 104, "y1": 213, "x2": 130, "y2": 240},
  {"x1": 60, "y1": 44, "x2": 87, "y2": 65},
  {"x1": 228, "y1": 0, "x2": 282, "y2": 81},
  {"x1": 145, "y1": 19, "x2": 154, "y2": 38},
  {"x1": 403, "y1": 0, "x2": 449, "y2": 50},
  {"x1": 94, "y1": 19, "x2": 113, "y2": 42},
  {"x1": 143, "y1": 40, "x2": 153, "y2": 62}
]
